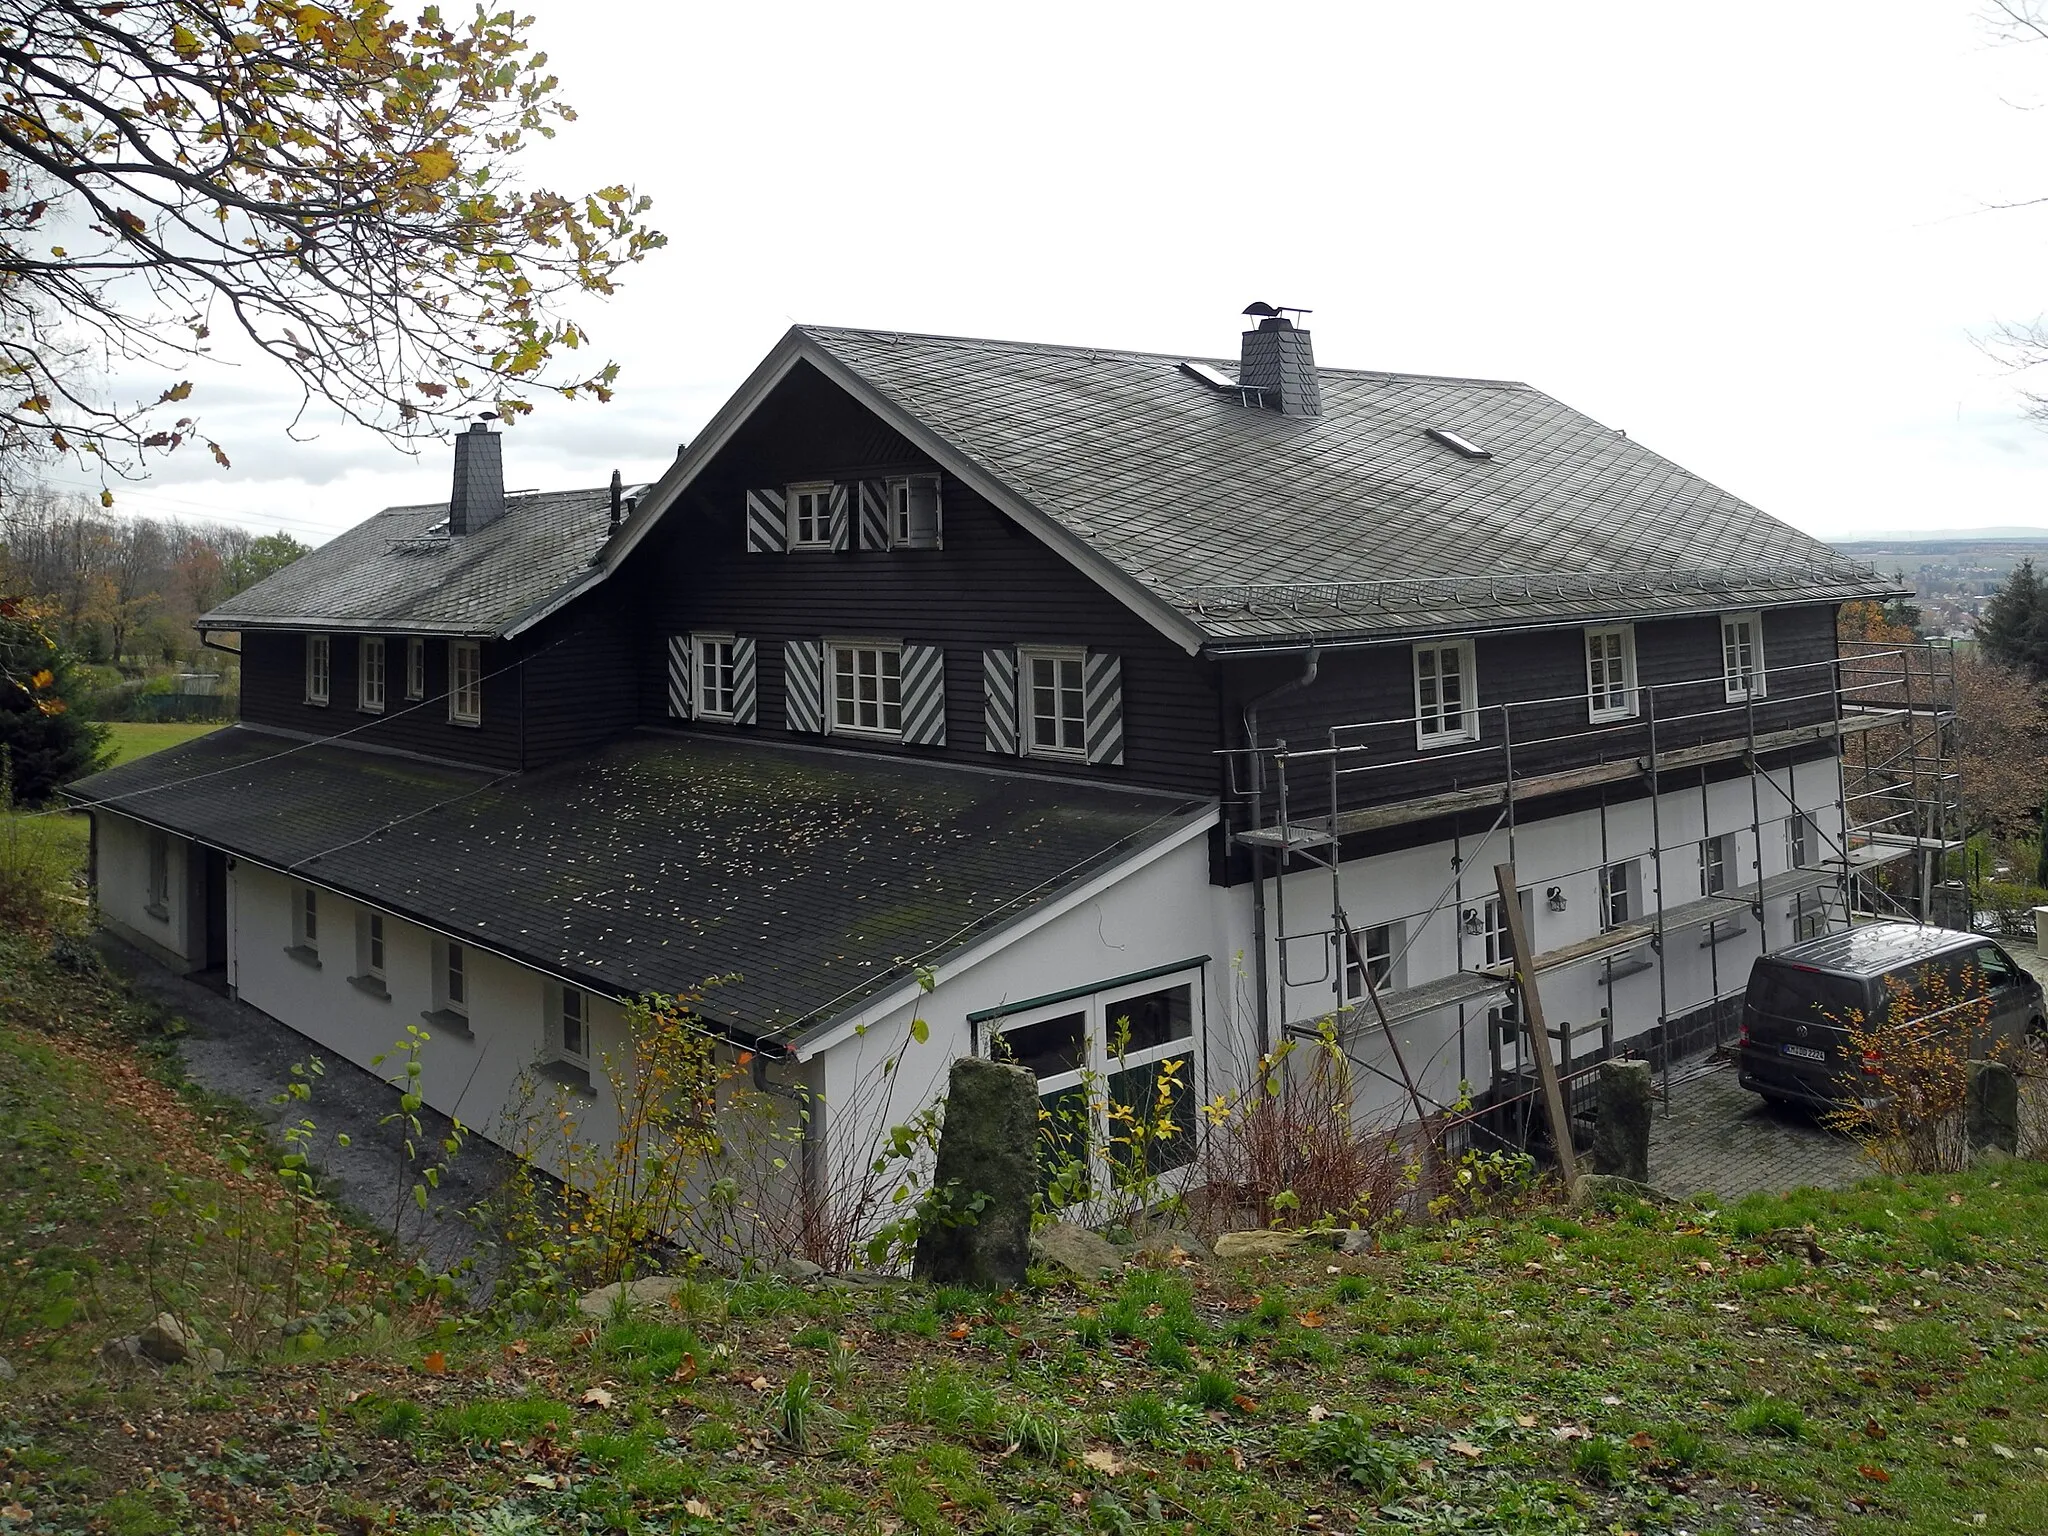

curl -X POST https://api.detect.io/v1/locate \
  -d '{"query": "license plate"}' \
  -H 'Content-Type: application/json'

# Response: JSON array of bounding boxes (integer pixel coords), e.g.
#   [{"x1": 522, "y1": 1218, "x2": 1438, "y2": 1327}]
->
[{"x1": 1782, "y1": 1044, "x2": 1826, "y2": 1062}]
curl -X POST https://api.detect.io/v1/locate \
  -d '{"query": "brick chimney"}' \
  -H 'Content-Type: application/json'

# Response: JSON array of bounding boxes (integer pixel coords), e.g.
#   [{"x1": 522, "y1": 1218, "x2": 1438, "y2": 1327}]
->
[
  {"x1": 1239, "y1": 310, "x2": 1322, "y2": 418},
  {"x1": 448, "y1": 418, "x2": 505, "y2": 535}
]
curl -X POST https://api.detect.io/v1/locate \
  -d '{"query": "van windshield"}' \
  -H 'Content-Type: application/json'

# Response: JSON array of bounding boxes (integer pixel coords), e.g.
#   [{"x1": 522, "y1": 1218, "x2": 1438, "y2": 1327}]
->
[{"x1": 1747, "y1": 964, "x2": 1853, "y2": 1026}]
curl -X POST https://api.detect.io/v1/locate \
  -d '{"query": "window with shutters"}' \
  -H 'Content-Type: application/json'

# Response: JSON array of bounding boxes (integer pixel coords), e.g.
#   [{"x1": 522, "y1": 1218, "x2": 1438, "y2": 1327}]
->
[
  {"x1": 1019, "y1": 646, "x2": 1086, "y2": 759},
  {"x1": 830, "y1": 642, "x2": 903, "y2": 737},
  {"x1": 1413, "y1": 639, "x2": 1477, "y2": 746},
  {"x1": 305, "y1": 634, "x2": 329, "y2": 705},
  {"x1": 449, "y1": 640, "x2": 482, "y2": 725},
  {"x1": 695, "y1": 635, "x2": 738, "y2": 720},
  {"x1": 786, "y1": 482, "x2": 833, "y2": 550},
  {"x1": 405, "y1": 637, "x2": 425, "y2": 700},
  {"x1": 1584, "y1": 624, "x2": 1637, "y2": 722},
  {"x1": 359, "y1": 636, "x2": 386, "y2": 713},
  {"x1": 889, "y1": 474, "x2": 943, "y2": 549},
  {"x1": 1721, "y1": 611, "x2": 1765, "y2": 701}
]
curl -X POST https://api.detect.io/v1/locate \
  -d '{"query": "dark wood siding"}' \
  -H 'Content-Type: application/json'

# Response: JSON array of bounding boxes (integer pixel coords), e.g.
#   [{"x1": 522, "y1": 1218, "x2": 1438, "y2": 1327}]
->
[
  {"x1": 517, "y1": 604, "x2": 638, "y2": 765},
  {"x1": 623, "y1": 360, "x2": 1221, "y2": 796},
  {"x1": 1217, "y1": 603, "x2": 1842, "y2": 857}
]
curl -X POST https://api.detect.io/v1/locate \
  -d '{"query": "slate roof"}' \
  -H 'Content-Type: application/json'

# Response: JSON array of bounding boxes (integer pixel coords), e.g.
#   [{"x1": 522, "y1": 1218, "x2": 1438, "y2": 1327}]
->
[
  {"x1": 787, "y1": 327, "x2": 1895, "y2": 643},
  {"x1": 67, "y1": 728, "x2": 1210, "y2": 1048},
  {"x1": 196, "y1": 486, "x2": 631, "y2": 637}
]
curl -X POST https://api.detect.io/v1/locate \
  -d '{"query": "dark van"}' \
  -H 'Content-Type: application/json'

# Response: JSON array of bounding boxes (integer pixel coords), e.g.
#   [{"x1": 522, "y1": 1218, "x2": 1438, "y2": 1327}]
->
[{"x1": 1737, "y1": 924, "x2": 2045, "y2": 1106}]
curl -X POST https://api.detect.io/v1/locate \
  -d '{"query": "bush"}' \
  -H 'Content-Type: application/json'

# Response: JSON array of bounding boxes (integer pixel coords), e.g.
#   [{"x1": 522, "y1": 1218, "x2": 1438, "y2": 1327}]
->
[
  {"x1": 1822, "y1": 966, "x2": 1997, "y2": 1175},
  {"x1": 1980, "y1": 880, "x2": 2048, "y2": 939}
]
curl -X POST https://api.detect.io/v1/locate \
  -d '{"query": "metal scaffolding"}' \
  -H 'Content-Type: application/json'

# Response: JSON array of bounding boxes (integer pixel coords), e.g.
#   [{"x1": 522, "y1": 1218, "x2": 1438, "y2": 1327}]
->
[{"x1": 1228, "y1": 639, "x2": 1962, "y2": 1149}]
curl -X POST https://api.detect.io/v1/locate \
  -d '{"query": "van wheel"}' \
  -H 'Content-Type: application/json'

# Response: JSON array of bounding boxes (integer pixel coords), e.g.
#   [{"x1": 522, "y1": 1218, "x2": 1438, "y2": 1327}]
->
[{"x1": 2030, "y1": 1015, "x2": 2047, "y2": 1045}]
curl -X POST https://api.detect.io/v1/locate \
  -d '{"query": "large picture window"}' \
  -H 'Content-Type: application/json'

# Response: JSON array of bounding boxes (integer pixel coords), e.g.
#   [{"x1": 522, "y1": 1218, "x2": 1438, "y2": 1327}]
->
[
  {"x1": 830, "y1": 643, "x2": 902, "y2": 737},
  {"x1": 1020, "y1": 647, "x2": 1085, "y2": 759},
  {"x1": 986, "y1": 971, "x2": 1202, "y2": 1209},
  {"x1": 1584, "y1": 624, "x2": 1636, "y2": 721},
  {"x1": 1413, "y1": 639, "x2": 1477, "y2": 746}
]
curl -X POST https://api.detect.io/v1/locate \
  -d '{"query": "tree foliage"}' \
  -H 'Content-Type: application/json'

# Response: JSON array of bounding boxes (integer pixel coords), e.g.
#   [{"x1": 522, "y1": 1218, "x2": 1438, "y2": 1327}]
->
[
  {"x1": 0, "y1": 0, "x2": 663, "y2": 480},
  {"x1": 1975, "y1": 558, "x2": 2048, "y2": 678},
  {"x1": 1953, "y1": 649, "x2": 2048, "y2": 840},
  {"x1": 0, "y1": 595, "x2": 108, "y2": 801}
]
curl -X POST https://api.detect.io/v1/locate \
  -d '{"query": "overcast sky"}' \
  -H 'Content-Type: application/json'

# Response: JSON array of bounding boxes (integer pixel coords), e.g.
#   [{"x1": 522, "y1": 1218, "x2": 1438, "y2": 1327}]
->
[{"x1": 44, "y1": 1, "x2": 2048, "y2": 545}]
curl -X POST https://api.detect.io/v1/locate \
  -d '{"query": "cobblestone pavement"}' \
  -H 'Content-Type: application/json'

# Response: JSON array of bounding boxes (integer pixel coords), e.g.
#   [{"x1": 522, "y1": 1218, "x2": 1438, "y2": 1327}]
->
[{"x1": 1647, "y1": 1054, "x2": 1869, "y2": 1202}]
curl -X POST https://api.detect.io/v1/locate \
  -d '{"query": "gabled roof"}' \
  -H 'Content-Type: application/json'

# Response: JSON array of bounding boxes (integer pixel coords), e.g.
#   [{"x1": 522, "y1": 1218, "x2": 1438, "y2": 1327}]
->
[
  {"x1": 557, "y1": 325, "x2": 1893, "y2": 652},
  {"x1": 197, "y1": 485, "x2": 636, "y2": 637},
  {"x1": 66, "y1": 728, "x2": 1211, "y2": 1047}
]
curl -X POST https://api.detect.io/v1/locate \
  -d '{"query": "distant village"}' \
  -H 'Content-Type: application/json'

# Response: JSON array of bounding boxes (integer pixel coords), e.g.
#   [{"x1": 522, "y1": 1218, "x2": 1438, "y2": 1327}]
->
[{"x1": 1838, "y1": 535, "x2": 2048, "y2": 640}]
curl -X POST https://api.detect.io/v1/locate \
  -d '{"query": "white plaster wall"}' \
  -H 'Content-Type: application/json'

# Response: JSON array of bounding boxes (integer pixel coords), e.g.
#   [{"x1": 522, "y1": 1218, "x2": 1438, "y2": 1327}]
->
[
  {"x1": 96, "y1": 811, "x2": 199, "y2": 969},
  {"x1": 230, "y1": 861, "x2": 627, "y2": 1162}
]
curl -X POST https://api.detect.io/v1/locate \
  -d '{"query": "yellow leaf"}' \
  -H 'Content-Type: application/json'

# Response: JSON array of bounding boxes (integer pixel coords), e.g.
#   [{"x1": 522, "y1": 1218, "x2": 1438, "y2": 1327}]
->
[
  {"x1": 409, "y1": 147, "x2": 459, "y2": 184},
  {"x1": 909, "y1": 1017, "x2": 929, "y2": 1045},
  {"x1": 170, "y1": 23, "x2": 202, "y2": 59}
]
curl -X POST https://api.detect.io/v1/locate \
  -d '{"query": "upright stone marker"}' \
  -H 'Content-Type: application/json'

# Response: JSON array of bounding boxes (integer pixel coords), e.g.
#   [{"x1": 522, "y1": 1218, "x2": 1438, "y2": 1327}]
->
[
  {"x1": 1967, "y1": 1059, "x2": 2020, "y2": 1158},
  {"x1": 913, "y1": 1057, "x2": 1038, "y2": 1290},
  {"x1": 1591, "y1": 1058, "x2": 1653, "y2": 1184}
]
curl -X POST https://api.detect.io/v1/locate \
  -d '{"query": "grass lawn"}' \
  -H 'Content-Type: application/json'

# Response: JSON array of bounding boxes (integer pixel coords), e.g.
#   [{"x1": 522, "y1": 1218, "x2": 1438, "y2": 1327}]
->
[
  {"x1": 101, "y1": 719, "x2": 224, "y2": 768},
  {"x1": 0, "y1": 928, "x2": 2044, "y2": 1534}
]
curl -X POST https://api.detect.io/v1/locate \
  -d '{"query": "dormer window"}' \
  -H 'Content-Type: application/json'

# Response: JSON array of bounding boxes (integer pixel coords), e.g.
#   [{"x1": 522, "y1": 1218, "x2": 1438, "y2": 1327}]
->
[{"x1": 787, "y1": 482, "x2": 833, "y2": 550}]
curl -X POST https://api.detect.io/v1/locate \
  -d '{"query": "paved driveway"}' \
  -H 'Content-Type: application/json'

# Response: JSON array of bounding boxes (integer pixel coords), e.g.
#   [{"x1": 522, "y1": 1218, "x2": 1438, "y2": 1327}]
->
[{"x1": 1647, "y1": 1055, "x2": 1869, "y2": 1201}]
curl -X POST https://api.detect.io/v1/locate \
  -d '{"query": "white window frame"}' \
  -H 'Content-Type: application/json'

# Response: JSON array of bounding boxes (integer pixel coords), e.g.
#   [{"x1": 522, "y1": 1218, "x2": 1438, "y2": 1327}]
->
[
  {"x1": 986, "y1": 968, "x2": 1202, "y2": 1212},
  {"x1": 295, "y1": 885, "x2": 319, "y2": 952},
  {"x1": 694, "y1": 633, "x2": 738, "y2": 721},
  {"x1": 1584, "y1": 624, "x2": 1637, "y2": 722},
  {"x1": 827, "y1": 639, "x2": 904, "y2": 739},
  {"x1": 1337, "y1": 921, "x2": 1401, "y2": 1004},
  {"x1": 405, "y1": 637, "x2": 426, "y2": 701},
  {"x1": 1699, "y1": 833, "x2": 1732, "y2": 897},
  {"x1": 305, "y1": 634, "x2": 330, "y2": 706},
  {"x1": 889, "y1": 473, "x2": 943, "y2": 549},
  {"x1": 786, "y1": 481, "x2": 834, "y2": 550},
  {"x1": 1471, "y1": 888, "x2": 1534, "y2": 970},
  {"x1": 1019, "y1": 645, "x2": 1087, "y2": 760},
  {"x1": 359, "y1": 636, "x2": 386, "y2": 714},
  {"x1": 1786, "y1": 812, "x2": 1815, "y2": 871},
  {"x1": 438, "y1": 938, "x2": 468, "y2": 1018},
  {"x1": 1600, "y1": 860, "x2": 1635, "y2": 931},
  {"x1": 1721, "y1": 611, "x2": 1765, "y2": 702},
  {"x1": 449, "y1": 639, "x2": 482, "y2": 726},
  {"x1": 145, "y1": 830, "x2": 170, "y2": 918},
  {"x1": 1413, "y1": 638, "x2": 1478, "y2": 748},
  {"x1": 559, "y1": 987, "x2": 591, "y2": 1068},
  {"x1": 356, "y1": 909, "x2": 387, "y2": 987}
]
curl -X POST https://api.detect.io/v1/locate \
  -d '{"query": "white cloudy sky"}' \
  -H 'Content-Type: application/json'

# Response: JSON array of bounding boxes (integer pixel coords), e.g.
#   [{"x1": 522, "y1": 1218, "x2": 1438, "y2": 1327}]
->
[{"x1": 43, "y1": 0, "x2": 2048, "y2": 544}]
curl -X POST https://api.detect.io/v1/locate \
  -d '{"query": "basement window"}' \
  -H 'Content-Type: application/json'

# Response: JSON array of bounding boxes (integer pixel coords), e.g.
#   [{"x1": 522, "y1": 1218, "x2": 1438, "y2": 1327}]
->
[{"x1": 1425, "y1": 426, "x2": 1493, "y2": 460}]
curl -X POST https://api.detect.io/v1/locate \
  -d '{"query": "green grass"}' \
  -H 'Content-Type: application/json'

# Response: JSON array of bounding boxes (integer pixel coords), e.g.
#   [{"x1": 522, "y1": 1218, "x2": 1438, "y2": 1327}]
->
[{"x1": 102, "y1": 720, "x2": 222, "y2": 768}]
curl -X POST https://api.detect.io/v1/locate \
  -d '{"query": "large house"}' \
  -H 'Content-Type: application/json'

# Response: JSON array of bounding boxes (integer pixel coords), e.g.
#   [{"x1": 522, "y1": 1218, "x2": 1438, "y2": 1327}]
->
[{"x1": 70, "y1": 307, "x2": 1918, "y2": 1205}]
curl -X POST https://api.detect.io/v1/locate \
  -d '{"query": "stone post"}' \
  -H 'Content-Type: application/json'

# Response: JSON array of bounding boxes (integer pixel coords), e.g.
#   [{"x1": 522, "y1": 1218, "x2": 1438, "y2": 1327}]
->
[
  {"x1": 1590, "y1": 1058, "x2": 1653, "y2": 1184},
  {"x1": 912, "y1": 1057, "x2": 1038, "y2": 1290},
  {"x1": 1967, "y1": 1059, "x2": 2020, "y2": 1159}
]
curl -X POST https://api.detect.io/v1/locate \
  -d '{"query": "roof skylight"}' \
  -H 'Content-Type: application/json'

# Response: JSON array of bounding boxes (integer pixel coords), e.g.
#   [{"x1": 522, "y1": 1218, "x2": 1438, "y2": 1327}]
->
[
  {"x1": 1179, "y1": 360, "x2": 1239, "y2": 391},
  {"x1": 1425, "y1": 427, "x2": 1493, "y2": 460}
]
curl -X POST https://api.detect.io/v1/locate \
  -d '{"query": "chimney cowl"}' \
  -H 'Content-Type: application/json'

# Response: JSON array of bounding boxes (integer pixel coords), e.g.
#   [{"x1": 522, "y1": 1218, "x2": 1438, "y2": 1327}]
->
[
  {"x1": 1238, "y1": 304, "x2": 1322, "y2": 418},
  {"x1": 448, "y1": 417, "x2": 506, "y2": 535}
]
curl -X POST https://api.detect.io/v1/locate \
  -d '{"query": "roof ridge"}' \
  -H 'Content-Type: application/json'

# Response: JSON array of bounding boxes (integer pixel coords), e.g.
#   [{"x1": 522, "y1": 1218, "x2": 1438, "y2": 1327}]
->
[{"x1": 797, "y1": 323, "x2": 1534, "y2": 391}]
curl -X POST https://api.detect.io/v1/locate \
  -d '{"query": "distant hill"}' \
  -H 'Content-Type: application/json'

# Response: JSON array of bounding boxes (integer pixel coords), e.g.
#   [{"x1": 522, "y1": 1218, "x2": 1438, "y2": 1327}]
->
[{"x1": 1837, "y1": 527, "x2": 2048, "y2": 545}]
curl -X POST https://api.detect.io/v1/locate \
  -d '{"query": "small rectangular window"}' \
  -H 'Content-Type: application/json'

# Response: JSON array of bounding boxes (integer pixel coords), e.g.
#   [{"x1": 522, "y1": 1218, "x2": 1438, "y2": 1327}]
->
[
  {"x1": 445, "y1": 940, "x2": 467, "y2": 1013},
  {"x1": 1584, "y1": 624, "x2": 1637, "y2": 722},
  {"x1": 298, "y1": 885, "x2": 319, "y2": 949},
  {"x1": 146, "y1": 831, "x2": 169, "y2": 917},
  {"x1": 1721, "y1": 611, "x2": 1765, "y2": 702},
  {"x1": 1414, "y1": 639, "x2": 1478, "y2": 746},
  {"x1": 560, "y1": 988, "x2": 589, "y2": 1066},
  {"x1": 694, "y1": 635, "x2": 738, "y2": 720},
  {"x1": 406, "y1": 637, "x2": 425, "y2": 700},
  {"x1": 1338, "y1": 922, "x2": 1398, "y2": 1003},
  {"x1": 1700, "y1": 834, "x2": 1731, "y2": 897},
  {"x1": 305, "y1": 634, "x2": 330, "y2": 706},
  {"x1": 1786, "y1": 813, "x2": 1815, "y2": 870},
  {"x1": 786, "y1": 482, "x2": 833, "y2": 549},
  {"x1": 1020, "y1": 647, "x2": 1086, "y2": 758},
  {"x1": 367, "y1": 913, "x2": 385, "y2": 977},
  {"x1": 830, "y1": 642, "x2": 903, "y2": 737},
  {"x1": 1601, "y1": 861, "x2": 1634, "y2": 930},
  {"x1": 449, "y1": 640, "x2": 482, "y2": 725},
  {"x1": 890, "y1": 474, "x2": 943, "y2": 549},
  {"x1": 359, "y1": 636, "x2": 386, "y2": 713}
]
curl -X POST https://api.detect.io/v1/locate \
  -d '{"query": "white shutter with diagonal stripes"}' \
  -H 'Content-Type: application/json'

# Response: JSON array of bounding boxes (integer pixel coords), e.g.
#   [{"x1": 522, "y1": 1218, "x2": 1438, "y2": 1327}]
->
[
  {"x1": 901, "y1": 644, "x2": 946, "y2": 746},
  {"x1": 783, "y1": 639, "x2": 825, "y2": 734},
  {"x1": 731, "y1": 637, "x2": 758, "y2": 725},
  {"x1": 828, "y1": 483, "x2": 851, "y2": 552},
  {"x1": 982, "y1": 648, "x2": 1019, "y2": 754},
  {"x1": 744, "y1": 488, "x2": 787, "y2": 553},
  {"x1": 666, "y1": 636, "x2": 692, "y2": 718},
  {"x1": 857, "y1": 480, "x2": 890, "y2": 550},
  {"x1": 1084, "y1": 650, "x2": 1124, "y2": 765}
]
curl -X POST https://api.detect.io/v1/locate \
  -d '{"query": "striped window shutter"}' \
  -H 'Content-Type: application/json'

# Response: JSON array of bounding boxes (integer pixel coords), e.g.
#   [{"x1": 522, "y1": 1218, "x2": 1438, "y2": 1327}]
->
[
  {"x1": 732, "y1": 637, "x2": 758, "y2": 726},
  {"x1": 828, "y1": 483, "x2": 851, "y2": 552},
  {"x1": 982, "y1": 647, "x2": 1019, "y2": 755},
  {"x1": 744, "y1": 488, "x2": 787, "y2": 553},
  {"x1": 901, "y1": 644, "x2": 947, "y2": 746},
  {"x1": 666, "y1": 635, "x2": 692, "y2": 718},
  {"x1": 857, "y1": 480, "x2": 890, "y2": 550},
  {"x1": 783, "y1": 639, "x2": 825, "y2": 734},
  {"x1": 1084, "y1": 650, "x2": 1124, "y2": 766}
]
